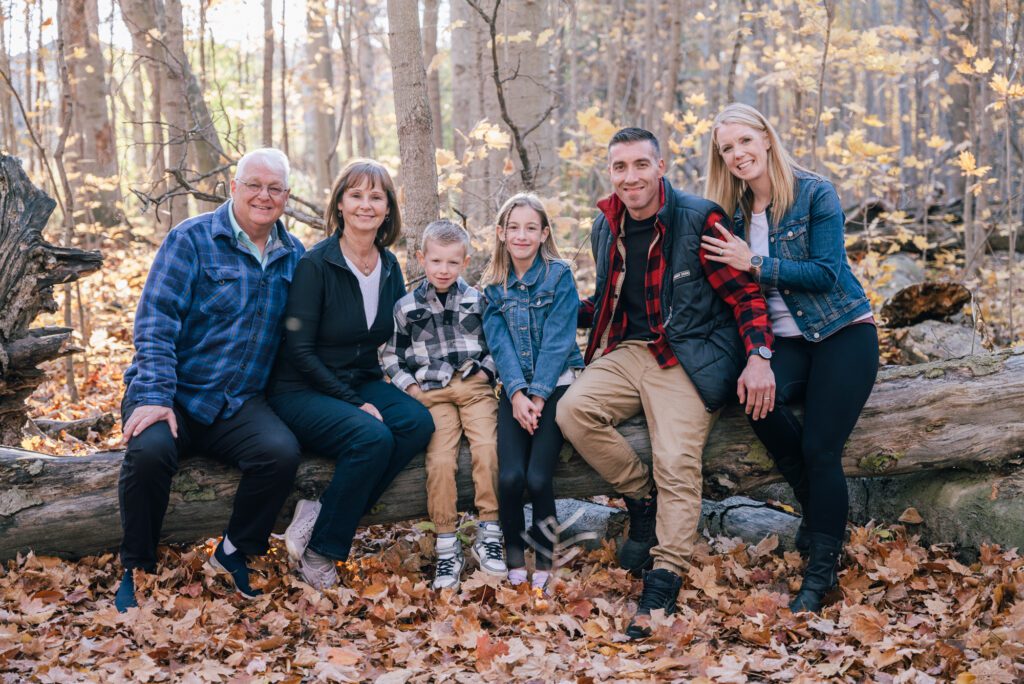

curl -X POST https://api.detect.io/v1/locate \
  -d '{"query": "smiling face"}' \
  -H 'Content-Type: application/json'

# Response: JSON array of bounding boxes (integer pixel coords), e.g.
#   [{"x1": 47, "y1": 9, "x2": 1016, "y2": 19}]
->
[
  {"x1": 498, "y1": 204, "x2": 549, "y2": 273},
  {"x1": 338, "y1": 177, "x2": 390, "y2": 238},
  {"x1": 608, "y1": 139, "x2": 665, "y2": 221},
  {"x1": 418, "y1": 239, "x2": 469, "y2": 293},
  {"x1": 230, "y1": 161, "x2": 289, "y2": 235},
  {"x1": 714, "y1": 122, "x2": 771, "y2": 185}
]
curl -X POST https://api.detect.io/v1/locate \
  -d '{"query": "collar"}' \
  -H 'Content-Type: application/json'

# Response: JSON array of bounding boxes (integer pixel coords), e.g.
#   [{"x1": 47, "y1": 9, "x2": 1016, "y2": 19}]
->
[
  {"x1": 416, "y1": 277, "x2": 468, "y2": 306},
  {"x1": 596, "y1": 177, "x2": 669, "y2": 237},
  {"x1": 216, "y1": 201, "x2": 292, "y2": 252},
  {"x1": 508, "y1": 254, "x2": 546, "y2": 288}
]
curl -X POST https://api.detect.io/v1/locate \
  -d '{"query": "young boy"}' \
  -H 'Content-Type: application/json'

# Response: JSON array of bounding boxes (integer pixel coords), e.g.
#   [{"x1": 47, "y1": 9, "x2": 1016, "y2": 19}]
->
[{"x1": 381, "y1": 220, "x2": 506, "y2": 590}]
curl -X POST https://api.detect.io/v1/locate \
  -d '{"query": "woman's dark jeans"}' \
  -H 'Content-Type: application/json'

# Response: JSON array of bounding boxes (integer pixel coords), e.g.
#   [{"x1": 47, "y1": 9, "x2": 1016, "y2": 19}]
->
[
  {"x1": 747, "y1": 323, "x2": 879, "y2": 540},
  {"x1": 269, "y1": 380, "x2": 434, "y2": 560}
]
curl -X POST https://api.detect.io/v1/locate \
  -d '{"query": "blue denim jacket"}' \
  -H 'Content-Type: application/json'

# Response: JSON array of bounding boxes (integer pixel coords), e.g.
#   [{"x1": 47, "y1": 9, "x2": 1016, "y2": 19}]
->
[
  {"x1": 482, "y1": 256, "x2": 585, "y2": 399},
  {"x1": 733, "y1": 170, "x2": 871, "y2": 341}
]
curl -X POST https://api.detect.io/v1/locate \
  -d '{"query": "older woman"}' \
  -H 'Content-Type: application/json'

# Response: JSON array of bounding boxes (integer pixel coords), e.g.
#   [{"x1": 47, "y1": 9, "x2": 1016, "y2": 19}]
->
[
  {"x1": 268, "y1": 159, "x2": 434, "y2": 589},
  {"x1": 703, "y1": 103, "x2": 878, "y2": 613}
]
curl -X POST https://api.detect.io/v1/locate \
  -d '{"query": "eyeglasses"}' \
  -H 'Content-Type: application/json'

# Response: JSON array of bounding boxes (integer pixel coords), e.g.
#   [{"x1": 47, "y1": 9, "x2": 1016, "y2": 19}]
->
[{"x1": 235, "y1": 178, "x2": 288, "y2": 199}]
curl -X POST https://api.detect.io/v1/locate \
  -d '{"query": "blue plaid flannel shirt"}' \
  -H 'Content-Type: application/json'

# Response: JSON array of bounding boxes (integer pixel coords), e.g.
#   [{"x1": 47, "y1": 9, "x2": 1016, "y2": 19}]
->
[{"x1": 123, "y1": 202, "x2": 305, "y2": 424}]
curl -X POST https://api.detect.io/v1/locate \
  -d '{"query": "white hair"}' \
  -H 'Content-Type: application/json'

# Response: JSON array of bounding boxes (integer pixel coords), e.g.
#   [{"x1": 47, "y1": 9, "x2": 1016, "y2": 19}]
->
[{"x1": 235, "y1": 148, "x2": 290, "y2": 187}]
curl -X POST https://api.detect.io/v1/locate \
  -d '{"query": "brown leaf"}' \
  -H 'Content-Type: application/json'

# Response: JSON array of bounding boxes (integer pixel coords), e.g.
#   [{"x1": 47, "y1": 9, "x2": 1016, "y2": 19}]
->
[
  {"x1": 898, "y1": 507, "x2": 924, "y2": 524},
  {"x1": 846, "y1": 605, "x2": 888, "y2": 645},
  {"x1": 475, "y1": 634, "x2": 509, "y2": 670}
]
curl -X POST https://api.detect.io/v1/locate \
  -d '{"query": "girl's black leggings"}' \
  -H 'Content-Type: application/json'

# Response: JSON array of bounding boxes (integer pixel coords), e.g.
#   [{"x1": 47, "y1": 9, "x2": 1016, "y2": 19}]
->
[
  {"x1": 497, "y1": 385, "x2": 568, "y2": 570},
  {"x1": 747, "y1": 323, "x2": 879, "y2": 540}
]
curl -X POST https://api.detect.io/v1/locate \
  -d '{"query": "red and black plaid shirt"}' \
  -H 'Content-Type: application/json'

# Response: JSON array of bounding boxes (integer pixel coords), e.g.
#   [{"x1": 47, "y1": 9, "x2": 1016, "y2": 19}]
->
[{"x1": 582, "y1": 183, "x2": 772, "y2": 367}]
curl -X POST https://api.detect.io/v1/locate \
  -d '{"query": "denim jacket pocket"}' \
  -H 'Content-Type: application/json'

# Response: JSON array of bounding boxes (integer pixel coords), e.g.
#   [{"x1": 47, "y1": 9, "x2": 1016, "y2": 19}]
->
[
  {"x1": 199, "y1": 266, "x2": 243, "y2": 316},
  {"x1": 776, "y1": 218, "x2": 810, "y2": 259}
]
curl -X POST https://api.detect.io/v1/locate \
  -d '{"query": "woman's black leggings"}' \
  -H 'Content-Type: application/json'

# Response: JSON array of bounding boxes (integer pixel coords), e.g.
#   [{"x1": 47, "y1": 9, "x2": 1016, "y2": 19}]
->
[
  {"x1": 497, "y1": 385, "x2": 568, "y2": 570},
  {"x1": 747, "y1": 323, "x2": 879, "y2": 541}
]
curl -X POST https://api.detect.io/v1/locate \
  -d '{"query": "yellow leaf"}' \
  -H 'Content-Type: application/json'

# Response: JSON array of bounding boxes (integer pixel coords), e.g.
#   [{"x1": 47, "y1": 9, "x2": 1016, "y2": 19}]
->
[
  {"x1": 536, "y1": 28, "x2": 554, "y2": 47},
  {"x1": 820, "y1": 110, "x2": 834, "y2": 125},
  {"x1": 972, "y1": 57, "x2": 994, "y2": 74},
  {"x1": 962, "y1": 42, "x2": 978, "y2": 58},
  {"x1": 955, "y1": 62, "x2": 974, "y2": 76},
  {"x1": 557, "y1": 140, "x2": 577, "y2": 160},
  {"x1": 435, "y1": 149, "x2": 456, "y2": 168},
  {"x1": 926, "y1": 135, "x2": 950, "y2": 150},
  {"x1": 862, "y1": 115, "x2": 884, "y2": 128},
  {"x1": 685, "y1": 92, "x2": 707, "y2": 108}
]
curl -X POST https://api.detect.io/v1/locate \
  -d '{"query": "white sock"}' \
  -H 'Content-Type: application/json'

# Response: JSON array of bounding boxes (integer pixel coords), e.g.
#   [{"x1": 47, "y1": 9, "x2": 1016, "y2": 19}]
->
[
  {"x1": 508, "y1": 568, "x2": 528, "y2": 585},
  {"x1": 436, "y1": 534, "x2": 459, "y2": 553},
  {"x1": 221, "y1": 535, "x2": 237, "y2": 555}
]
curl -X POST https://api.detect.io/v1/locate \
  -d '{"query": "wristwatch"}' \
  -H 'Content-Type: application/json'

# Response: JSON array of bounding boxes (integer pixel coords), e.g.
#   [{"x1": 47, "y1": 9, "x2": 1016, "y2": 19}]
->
[
  {"x1": 750, "y1": 345, "x2": 773, "y2": 360},
  {"x1": 749, "y1": 254, "x2": 763, "y2": 279}
]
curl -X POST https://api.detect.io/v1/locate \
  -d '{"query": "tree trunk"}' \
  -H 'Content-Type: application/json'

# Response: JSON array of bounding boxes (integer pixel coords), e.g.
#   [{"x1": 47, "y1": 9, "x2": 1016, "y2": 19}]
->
[
  {"x1": 0, "y1": 154, "x2": 102, "y2": 445},
  {"x1": 60, "y1": 0, "x2": 124, "y2": 228},
  {"x1": 386, "y1": 0, "x2": 440, "y2": 274},
  {"x1": 304, "y1": 0, "x2": 336, "y2": 197},
  {"x1": 422, "y1": 0, "x2": 443, "y2": 151},
  {"x1": 261, "y1": 0, "x2": 274, "y2": 147},
  {"x1": 354, "y1": 0, "x2": 377, "y2": 158},
  {"x1": 3, "y1": 348, "x2": 1023, "y2": 560}
]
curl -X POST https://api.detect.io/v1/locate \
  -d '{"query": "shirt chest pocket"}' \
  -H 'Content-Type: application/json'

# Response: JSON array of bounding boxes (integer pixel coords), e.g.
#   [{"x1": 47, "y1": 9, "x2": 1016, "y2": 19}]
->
[
  {"x1": 776, "y1": 218, "x2": 810, "y2": 259},
  {"x1": 457, "y1": 301, "x2": 484, "y2": 335},
  {"x1": 407, "y1": 309, "x2": 437, "y2": 337},
  {"x1": 199, "y1": 266, "x2": 244, "y2": 316},
  {"x1": 528, "y1": 292, "x2": 554, "y2": 332}
]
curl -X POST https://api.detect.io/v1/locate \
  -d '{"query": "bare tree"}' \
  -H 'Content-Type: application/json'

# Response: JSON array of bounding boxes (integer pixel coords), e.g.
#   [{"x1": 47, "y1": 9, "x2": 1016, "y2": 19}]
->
[
  {"x1": 262, "y1": 0, "x2": 274, "y2": 146},
  {"x1": 422, "y1": 0, "x2": 443, "y2": 150},
  {"x1": 386, "y1": 0, "x2": 440, "y2": 274},
  {"x1": 305, "y1": 0, "x2": 335, "y2": 195},
  {"x1": 60, "y1": 0, "x2": 124, "y2": 227}
]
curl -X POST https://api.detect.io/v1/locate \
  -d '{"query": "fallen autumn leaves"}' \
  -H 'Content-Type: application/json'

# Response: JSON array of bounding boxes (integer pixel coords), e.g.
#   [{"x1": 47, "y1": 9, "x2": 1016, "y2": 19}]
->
[{"x1": 2, "y1": 521, "x2": 1022, "y2": 683}]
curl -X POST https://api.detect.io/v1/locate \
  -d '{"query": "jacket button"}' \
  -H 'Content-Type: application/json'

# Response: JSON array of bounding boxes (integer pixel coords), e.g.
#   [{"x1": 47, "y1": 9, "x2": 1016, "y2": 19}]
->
[
  {"x1": 787, "y1": 231, "x2": 794, "y2": 237},
  {"x1": 218, "y1": 280, "x2": 225, "y2": 285},
  {"x1": 813, "y1": 333, "x2": 820, "y2": 339},
  {"x1": 521, "y1": 351, "x2": 528, "y2": 356},
  {"x1": 783, "y1": 289, "x2": 790, "y2": 295},
  {"x1": 796, "y1": 310, "x2": 803, "y2": 317},
  {"x1": 769, "y1": 237, "x2": 775, "y2": 243}
]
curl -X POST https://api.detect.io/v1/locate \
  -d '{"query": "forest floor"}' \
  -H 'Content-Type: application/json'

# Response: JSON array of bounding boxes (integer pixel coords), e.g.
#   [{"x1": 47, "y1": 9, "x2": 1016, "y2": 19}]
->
[{"x1": 4, "y1": 235, "x2": 1024, "y2": 682}]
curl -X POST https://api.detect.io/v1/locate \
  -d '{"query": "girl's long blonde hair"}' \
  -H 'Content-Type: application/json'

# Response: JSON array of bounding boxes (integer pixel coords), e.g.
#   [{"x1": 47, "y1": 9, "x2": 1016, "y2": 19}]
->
[
  {"x1": 480, "y1": 193, "x2": 563, "y2": 288},
  {"x1": 705, "y1": 102, "x2": 808, "y2": 229}
]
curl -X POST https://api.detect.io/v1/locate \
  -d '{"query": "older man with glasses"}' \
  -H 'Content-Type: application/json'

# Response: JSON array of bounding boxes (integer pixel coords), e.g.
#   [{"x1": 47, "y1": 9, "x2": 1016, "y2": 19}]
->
[{"x1": 115, "y1": 148, "x2": 305, "y2": 612}]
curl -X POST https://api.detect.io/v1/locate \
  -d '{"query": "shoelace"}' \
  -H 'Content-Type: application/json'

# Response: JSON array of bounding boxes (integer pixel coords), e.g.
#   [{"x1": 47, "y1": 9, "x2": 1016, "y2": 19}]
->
[
  {"x1": 479, "y1": 539, "x2": 504, "y2": 562},
  {"x1": 436, "y1": 554, "x2": 460, "y2": 577}
]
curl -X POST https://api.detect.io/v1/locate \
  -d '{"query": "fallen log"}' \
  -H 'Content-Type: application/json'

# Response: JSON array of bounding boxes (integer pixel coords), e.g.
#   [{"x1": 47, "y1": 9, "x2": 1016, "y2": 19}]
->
[{"x1": 2, "y1": 348, "x2": 1023, "y2": 561}]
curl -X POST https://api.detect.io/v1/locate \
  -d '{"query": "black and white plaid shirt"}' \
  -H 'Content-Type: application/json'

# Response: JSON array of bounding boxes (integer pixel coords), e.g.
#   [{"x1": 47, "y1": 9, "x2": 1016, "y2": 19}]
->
[{"x1": 381, "y1": 277, "x2": 497, "y2": 391}]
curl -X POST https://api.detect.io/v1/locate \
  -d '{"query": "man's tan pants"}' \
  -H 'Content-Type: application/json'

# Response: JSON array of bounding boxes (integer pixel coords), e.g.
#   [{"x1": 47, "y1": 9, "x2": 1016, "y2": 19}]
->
[
  {"x1": 417, "y1": 374, "x2": 499, "y2": 534},
  {"x1": 555, "y1": 341, "x2": 717, "y2": 575}
]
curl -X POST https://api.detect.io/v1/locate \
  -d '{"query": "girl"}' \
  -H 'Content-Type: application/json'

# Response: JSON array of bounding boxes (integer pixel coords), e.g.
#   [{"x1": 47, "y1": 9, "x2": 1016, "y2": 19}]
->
[
  {"x1": 481, "y1": 193, "x2": 584, "y2": 592},
  {"x1": 703, "y1": 103, "x2": 878, "y2": 613},
  {"x1": 268, "y1": 159, "x2": 434, "y2": 590}
]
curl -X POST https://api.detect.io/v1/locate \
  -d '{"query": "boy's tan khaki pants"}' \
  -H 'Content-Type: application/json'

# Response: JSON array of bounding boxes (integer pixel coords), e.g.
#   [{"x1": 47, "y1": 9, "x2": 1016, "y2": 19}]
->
[
  {"x1": 556, "y1": 341, "x2": 718, "y2": 576},
  {"x1": 417, "y1": 374, "x2": 499, "y2": 534}
]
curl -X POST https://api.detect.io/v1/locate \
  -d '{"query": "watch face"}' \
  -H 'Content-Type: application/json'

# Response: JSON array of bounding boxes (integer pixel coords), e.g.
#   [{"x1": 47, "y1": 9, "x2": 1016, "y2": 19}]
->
[
  {"x1": 757, "y1": 345, "x2": 772, "y2": 359},
  {"x1": 750, "y1": 255, "x2": 764, "y2": 267}
]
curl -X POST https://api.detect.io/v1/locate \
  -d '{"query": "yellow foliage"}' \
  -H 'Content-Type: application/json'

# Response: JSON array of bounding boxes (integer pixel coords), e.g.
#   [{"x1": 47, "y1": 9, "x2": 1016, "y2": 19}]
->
[
  {"x1": 435, "y1": 149, "x2": 456, "y2": 169},
  {"x1": 972, "y1": 57, "x2": 994, "y2": 74},
  {"x1": 926, "y1": 135, "x2": 950, "y2": 150},
  {"x1": 862, "y1": 115, "x2": 884, "y2": 128},
  {"x1": 536, "y1": 29, "x2": 555, "y2": 47},
  {"x1": 685, "y1": 92, "x2": 708, "y2": 108},
  {"x1": 990, "y1": 74, "x2": 1024, "y2": 100},
  {"x1": 558, "y1": 140, "x2": 578, "y2": 160},
  {"x1": 953, "y1": 150, "x2": 990, "y2": 178},
  {"x1": 955, "y1": 62, "x2": 974, "y2": 76},
  {"x1": 576, "y1": 107, "x2": 617, "y2": 146},
  {"x1": 962, "y1": 42, "x2": 978, "y2": 58}
]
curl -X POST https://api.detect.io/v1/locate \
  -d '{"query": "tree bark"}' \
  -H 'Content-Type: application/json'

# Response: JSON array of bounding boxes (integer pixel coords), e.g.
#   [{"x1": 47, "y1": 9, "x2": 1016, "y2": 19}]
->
[
  {"x1": 0, "y1": 154, "x2": 102, "y2": 445},
  {"x1": 3, "y1": 348, "x2": 1023, "y2": 560},
  {"x1": 386, "y1": 0, "x2": 440, "y2": 274},
  {"x1": 60, "y1": 0, "x2": 124, "y2": 228},
  {"x1": 304, "y1": 0, "x2": 336, "y2": 197},
  {"x1": 422, "y1": 0, "x2": 443, "y2": 151},
  {"x1": 261, "y1": 0, "x2": 274, "y2": 147},
  {"x1": 354, "y1": 0, "x2": 377, "y2": 158}
]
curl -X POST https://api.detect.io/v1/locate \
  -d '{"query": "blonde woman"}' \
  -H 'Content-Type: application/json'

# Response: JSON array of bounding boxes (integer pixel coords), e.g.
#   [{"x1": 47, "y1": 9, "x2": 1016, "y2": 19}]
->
[
  {"x1": 480, "y1": 193, "x2": 584, "y2": 592},
  {"x1": 703, "y1": 103, "x2": 878, "y2": 613}
]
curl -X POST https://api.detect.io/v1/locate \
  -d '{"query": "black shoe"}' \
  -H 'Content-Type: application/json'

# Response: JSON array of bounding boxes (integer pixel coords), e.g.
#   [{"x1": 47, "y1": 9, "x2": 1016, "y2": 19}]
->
[
  {"x1": 114, "y1": 570, "x2": 138, "y2": 613},
  {"x1": 618, "y1": 491, "x2": 658, "y2": 576},
  {"x1": 208, "y1": 539, "x2": 263, "y2": 599},
  {"x1": 625, "y1": 568, "x2": 682, "y2": 639},
  {"x1": 789, "y1": 531, "x2": 843, "y2": 613}
]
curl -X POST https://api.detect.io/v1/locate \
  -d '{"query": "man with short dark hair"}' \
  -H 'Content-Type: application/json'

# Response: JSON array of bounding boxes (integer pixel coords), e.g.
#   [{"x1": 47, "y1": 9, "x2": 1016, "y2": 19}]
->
[
  {"x1": 115, "y1": 148, "x2": 305, "y2": 611},
  {"x1": 556, "y1": 127, "x2": 775, "y2": 638}
]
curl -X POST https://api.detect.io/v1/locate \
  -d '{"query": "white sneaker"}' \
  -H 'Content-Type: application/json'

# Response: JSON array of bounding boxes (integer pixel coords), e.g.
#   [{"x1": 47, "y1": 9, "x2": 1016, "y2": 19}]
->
[
  {"x1": 531, "y1": 570, "x2": 551, "y2": 594},
  {"x1": 432, "y1": 536, "x2": 465, "y2": 590},
  {"x1": 285, "y1": 499, "x2": 321, "y2": 562},
  {"x1": 471, "y1": 522, "x2": 508, "y2": 577},
  {"x1": 298, "y1": 548, "x2": 338, "y2": 590}
]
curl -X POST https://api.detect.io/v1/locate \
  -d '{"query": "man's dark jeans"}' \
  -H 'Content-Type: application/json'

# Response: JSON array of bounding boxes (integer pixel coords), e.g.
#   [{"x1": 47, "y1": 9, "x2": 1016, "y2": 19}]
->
[
  {"x1": 268, "y1": 380, "x2": 434, "y2": 560},
  {"x1": 118, "y1": 395, "x2": 301, "y2": 571}
]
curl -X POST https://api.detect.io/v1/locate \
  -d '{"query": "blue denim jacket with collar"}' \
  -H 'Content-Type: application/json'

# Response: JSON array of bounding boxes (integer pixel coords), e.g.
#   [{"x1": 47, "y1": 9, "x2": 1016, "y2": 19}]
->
[
  {"x1": 481, "y1": 255, "x2": 584, "y2": 400},
  {"x1": 733, "y1": 170, "x2": 872, "y2": 342}
]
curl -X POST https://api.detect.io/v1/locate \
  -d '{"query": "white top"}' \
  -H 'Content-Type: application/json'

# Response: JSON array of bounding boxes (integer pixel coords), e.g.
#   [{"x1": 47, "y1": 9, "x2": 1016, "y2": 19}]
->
[
  {"x1": 749, "y1": 211, "x2": 802, "y2": 338},
  {"x1": 343, "y1": 254, "x2": 382, "y2": 329}
]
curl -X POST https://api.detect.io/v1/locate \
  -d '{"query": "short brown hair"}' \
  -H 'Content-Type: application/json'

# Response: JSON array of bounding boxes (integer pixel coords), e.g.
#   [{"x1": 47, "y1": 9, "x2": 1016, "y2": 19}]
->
[{"x1": 323, "y1": 159, "x2": 402, "y2": 247}]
